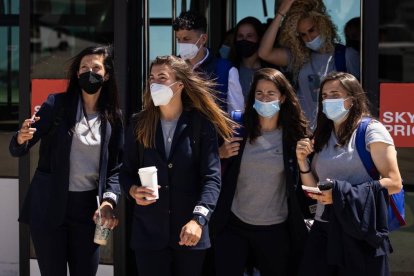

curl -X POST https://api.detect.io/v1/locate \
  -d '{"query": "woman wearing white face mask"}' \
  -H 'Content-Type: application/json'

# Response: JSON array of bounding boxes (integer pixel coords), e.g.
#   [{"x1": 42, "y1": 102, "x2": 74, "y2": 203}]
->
[
  {"x1": 120, "y1": 55, "x2": 235, "y2": 276},
  {"x1": 259, "y1": 0, "x2": 360, "y2": 130},
  {"x1": 296, "y1": 72, "x2": 402, "y2": 276},
  {"x1": 211, "y1": 68, "x2": 310, "y2": 276}
]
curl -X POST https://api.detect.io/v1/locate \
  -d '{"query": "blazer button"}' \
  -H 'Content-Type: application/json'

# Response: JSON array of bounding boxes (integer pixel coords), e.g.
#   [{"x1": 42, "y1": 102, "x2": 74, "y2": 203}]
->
[{"x1": 168, "y1": 163, "x2": 173, "y2": 168}]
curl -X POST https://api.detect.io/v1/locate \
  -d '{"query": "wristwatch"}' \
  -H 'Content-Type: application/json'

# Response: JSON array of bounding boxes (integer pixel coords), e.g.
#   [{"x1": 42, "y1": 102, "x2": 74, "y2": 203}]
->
[{"x1": 192, "y1": 215, "x2": 207, "y2": 226}]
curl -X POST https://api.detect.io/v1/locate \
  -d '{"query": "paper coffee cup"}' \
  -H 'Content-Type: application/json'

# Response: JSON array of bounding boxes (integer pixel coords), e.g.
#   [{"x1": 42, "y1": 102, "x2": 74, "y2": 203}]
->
[
  {"x1": 94, "y1": 218, "x2": 111, "y2": 246},
  {"x1": 138, "y1": 166, "x2": 159, "y2": 200}
]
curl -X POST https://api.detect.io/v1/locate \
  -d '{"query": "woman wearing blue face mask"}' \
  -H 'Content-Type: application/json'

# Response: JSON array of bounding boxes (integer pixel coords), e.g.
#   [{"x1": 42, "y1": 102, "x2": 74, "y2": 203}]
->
[
  {"x1": 259, "y1": 0, "x2": 360, "y2": 130},
  {"x1": 296, "y1": 72, "x2": 402, "y2": 276},
  {"x1": 120, "y1": 55, "x2": 235, "y2": 276},
  {"x1": 211, "y1": 68, "x2": 310, "y2": 276}
]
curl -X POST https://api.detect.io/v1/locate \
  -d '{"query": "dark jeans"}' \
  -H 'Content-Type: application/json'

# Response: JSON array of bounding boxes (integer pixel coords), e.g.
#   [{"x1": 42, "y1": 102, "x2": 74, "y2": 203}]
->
[
  {"x1": 135, "y1": 247, "x2": 206, "y2": 276},
  {"x1": 215, "y1": 213, "x2": 290, "y2": 276},
  {"x1": 30, "y1": 190, "x2": 99, "y2": 276}
]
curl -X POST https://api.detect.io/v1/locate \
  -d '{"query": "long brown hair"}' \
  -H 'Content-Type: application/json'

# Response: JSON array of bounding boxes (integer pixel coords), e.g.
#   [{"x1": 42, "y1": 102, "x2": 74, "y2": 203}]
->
[
  {"x1": 244, "y1": 68, "x2": 310, "y2": 143},
  {"x1": 313, "y1": 72, "x2": 371, "y2": 152},
  {"x1": 134, "y1": 55, "x2": 235, "y2": 148}
]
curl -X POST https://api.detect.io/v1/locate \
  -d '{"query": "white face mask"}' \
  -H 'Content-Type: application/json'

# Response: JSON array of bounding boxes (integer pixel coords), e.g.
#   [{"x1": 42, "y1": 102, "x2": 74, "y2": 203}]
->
[
  {"x1": 150, "y1": 82, "x2": 178, "y2": 106},
  {"x1": 305, "y1": 35, "x2": 324, "y2": 51},
  {"x1": 322, "y1": 98, "x2": 350, "y2": 122},
  {"x1": 177, "y1": 36, "x2": 202, "y2": 60}
]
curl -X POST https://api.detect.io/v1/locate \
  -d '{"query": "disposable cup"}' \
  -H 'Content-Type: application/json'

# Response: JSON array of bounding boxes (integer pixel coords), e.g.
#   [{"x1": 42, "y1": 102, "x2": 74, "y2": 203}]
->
[
  {"x1": 138, "y1": 166, "x2": 159, "y2": 200},
  {"x1": 93, "y1": 218, "x2": 111, "y2": 246}
]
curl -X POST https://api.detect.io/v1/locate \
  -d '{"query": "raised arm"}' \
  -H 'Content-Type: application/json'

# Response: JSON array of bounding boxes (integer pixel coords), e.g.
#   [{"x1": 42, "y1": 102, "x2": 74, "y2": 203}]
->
[{"x1": 258, "y1": 0, "x2": 294, "y2": 66}]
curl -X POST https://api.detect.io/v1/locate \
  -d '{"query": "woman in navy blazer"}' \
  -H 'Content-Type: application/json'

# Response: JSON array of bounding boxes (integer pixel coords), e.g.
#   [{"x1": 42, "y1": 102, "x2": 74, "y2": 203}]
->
[
  {"x1": 120, "y1": 55, "x2": 234, "y2": 276},
  {"x1": 9, "y1": 46, "x2": 123, "y2": 276}
]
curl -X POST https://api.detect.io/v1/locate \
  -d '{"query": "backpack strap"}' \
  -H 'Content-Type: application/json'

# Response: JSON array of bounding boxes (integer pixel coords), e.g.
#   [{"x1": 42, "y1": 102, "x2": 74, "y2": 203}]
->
[
  {"x1": 355, "y1": 117, "x2": 380, "y2": 179},
  {"x1": 356, "y1": 117, "x2": 406, "y2": 229},
  {"x1": 334, "y1": 44, "x2": 347, "y2": 73}
]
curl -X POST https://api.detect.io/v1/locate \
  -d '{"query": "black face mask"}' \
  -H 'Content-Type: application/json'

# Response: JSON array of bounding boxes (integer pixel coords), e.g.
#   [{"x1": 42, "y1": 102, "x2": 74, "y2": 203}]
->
[
  {"x1": 78, "y1": 71, "x2": 104, "y2": 95},
  {"x1": 235, "y1": 40, "x2": 259, "y2": 58}
]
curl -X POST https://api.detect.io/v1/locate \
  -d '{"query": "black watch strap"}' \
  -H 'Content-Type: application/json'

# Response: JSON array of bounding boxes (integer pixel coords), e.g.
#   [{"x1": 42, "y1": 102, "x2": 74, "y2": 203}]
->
[{"x1": 192, "y1": 215, "x2": 207, "y2": 226}]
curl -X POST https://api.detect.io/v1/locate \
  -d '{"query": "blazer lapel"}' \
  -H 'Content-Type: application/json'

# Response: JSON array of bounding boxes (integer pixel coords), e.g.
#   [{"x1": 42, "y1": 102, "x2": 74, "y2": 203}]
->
[{"x1": 168, "y1": 111, "x2": 190, "y2": 160}]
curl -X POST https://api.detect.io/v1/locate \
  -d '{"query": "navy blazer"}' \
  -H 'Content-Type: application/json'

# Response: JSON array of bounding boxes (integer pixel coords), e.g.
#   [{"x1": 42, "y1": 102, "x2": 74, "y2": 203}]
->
[
  {"x1": 210, "y1": 131, "x2": 308, "y2": 273},
  {"x1": 120, "y1": 110, "x2": 221, "y2": 250},
  {"x1": 9, "y1": 92, "x2": 123, "y2": 227}
]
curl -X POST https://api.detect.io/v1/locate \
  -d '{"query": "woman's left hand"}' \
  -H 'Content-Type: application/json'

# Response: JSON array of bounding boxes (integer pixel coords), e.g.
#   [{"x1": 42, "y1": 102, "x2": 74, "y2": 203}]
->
[
  {"x1": 309, "y1": 190, "x2": 333, "y2": 205},
  {"x1": 178, "y1": 220, "x2": 202, "y2": 246},
  {"x1": 93, "y1": 201, "x2": 119, "y2": 230}
]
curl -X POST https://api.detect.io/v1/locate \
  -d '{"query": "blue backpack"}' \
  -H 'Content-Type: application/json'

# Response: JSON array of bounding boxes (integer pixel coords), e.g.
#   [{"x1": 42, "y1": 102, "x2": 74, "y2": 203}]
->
[{"x1": 355, "y1": 117, "x2": 406, "y2": 231}]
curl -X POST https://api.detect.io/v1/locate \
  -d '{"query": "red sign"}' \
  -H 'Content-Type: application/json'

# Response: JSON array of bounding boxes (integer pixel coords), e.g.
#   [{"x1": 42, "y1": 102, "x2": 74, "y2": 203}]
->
[
  {"x1": 31, "y1": 79, "x2": 67, "y2": 114},
  {"x1": 380, "y1": 83, "x2": 414, "y2": 147}
]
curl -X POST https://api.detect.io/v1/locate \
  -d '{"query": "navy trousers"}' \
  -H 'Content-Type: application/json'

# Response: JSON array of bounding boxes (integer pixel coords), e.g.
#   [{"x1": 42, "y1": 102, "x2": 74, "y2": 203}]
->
[
  {"x1": 215, "y1": 213, "x2": 290, "y2": 276},
  {"x1": 135, "y1": 247, "x2": 206, "y2": 276},
  {"x1": 30, "y1": 190, "x2": 100, "y2": 276}
]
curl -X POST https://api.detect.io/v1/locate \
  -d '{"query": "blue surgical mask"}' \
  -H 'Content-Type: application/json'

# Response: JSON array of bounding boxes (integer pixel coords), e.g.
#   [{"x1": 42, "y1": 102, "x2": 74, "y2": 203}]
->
[
  {"x1": 253, "y1": 99, "x2": 280, "y2": 118},
  {"x1": 219, "y1": 45, "x2": 231, "y2": 59},
  {"x1": 322, "y1": 98, "x2": 350, "y2": 122},
  {"x1": 305, "y1": 35, "x2": 324, "y2": 51}
]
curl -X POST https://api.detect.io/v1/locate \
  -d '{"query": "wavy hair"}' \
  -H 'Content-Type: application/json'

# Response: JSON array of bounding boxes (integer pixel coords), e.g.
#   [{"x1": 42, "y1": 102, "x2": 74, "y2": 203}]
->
[
  {"x1": 244, "y1": 68, "x2": 310, "y2": 143},
  {"x1": 66, "y1": 45, "x2": 121, "y2": 126},
  {"x1": 313, "y1": 72, "x2": 371, "y2": 152},
  {"x1": 134, "y1": 55, "x2": 235, "y2": 148},
  {"x1": 279, "y1": 0, "x2": 339, "y2": 73}
]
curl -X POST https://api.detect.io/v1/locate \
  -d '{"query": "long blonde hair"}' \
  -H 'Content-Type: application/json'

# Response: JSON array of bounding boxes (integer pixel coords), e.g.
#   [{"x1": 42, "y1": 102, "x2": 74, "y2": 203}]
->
[
  {"x1": 134, "y1": 55, "x2": 235, "y2": 148},
  {"x1": 279, "y1": 0, "x2": 339, "y2": 73}
]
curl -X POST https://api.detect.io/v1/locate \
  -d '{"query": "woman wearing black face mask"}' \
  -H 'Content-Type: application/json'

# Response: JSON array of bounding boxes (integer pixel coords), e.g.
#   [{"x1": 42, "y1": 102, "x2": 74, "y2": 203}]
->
[
  {"x1": 230, "y1": 17, "x2": 270, "y2": 100},
  {"x1": 9, "y1": 45, "x2": 123, "y2": 276}
]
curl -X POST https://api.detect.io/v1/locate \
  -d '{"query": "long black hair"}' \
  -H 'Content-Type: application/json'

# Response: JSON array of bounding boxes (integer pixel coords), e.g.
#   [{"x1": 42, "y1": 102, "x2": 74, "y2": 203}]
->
[
  {"x1": 66, "y1": 45, "x2": 121, "y2": 126},
  {"x1": 244, "y1": 68, "x2": 310, "y2": 143}
]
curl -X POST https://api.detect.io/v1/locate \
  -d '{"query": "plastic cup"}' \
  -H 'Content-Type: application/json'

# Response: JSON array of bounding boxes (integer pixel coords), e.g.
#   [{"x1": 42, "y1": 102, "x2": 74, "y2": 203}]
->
[
  {"x1": 138, "y1": 166, "x2": 159, "y2": 200},
  {"x1": 93, "y1": 218, "x2": 111, "y2": 246}
]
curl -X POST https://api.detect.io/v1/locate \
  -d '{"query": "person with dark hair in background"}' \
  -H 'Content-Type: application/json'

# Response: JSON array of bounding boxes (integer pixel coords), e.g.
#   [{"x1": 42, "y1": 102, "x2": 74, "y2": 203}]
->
[
  {"x1": 344, "y1": 17, "x2": 361, "y2": 52},
  {"x1": 9, "y1": 45, "x2": 123, "y2": 276},
  {"x1": 230, "y1": 16, "x2": 269, "y2": 100},
  {"x1": 218, "y1": 28, "x2": 235, "y2": 60},
  {"x1": 120, "y1": 55, "x2": 234, "y2": 276},
  {"x1": 259, "y1": 0, "x2": 360, "y2": 130},
  {"x1": 213, "y1": 68, "x2": 309, "y2": 276},
  {"x1": 172, "y1": 10, "x2": 245, "y2": 114},
  {"x1": 296, "y1": 72, "x2": 402, "y2": 276}
]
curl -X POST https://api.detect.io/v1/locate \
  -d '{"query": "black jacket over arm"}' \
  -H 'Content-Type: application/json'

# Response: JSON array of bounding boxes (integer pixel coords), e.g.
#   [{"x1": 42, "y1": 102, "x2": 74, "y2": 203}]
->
[
  {"x1": 120, "y1": 110, "x2": 221, "y2": 250},
  {"x1": 9, "y1": 92, "x2": 123, "y2": 227}
]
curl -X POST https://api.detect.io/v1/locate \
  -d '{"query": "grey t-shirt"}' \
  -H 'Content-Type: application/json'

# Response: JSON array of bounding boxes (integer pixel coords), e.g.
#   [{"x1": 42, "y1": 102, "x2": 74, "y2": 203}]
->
[
  {"x1": 161, "y1": 118, "x2": 178, "y2": 158},
  {"x1": 238, "y1": 66, "x2": 256, "y2": 100},
  {"x1": 69, "y1": 102, "x2": 101, "y2": 192},
  {"x1": 231, "y1": 128, "x2": 288, "y2": 225},
  {"x1": 292, "y1": 47, "x2": 360, "y2": 130},
  {"x1": 312, "y1": 121, "x2": 394, "y2": 221}
]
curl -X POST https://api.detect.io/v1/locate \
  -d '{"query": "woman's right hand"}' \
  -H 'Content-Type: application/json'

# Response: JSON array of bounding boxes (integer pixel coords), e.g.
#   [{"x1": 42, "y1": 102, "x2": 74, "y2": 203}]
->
[
  {"x1": 296, "y1": 138, "x2": 314, "y2": 162},
  {"x1": 219, "y1": 137, "x2": 243, "y2": 159},
  {"x1": 129, "y1": 185, "x2": 157, "y2": 206},
  {"x1": 17, "y1": 116, "x2": 40, "y2": 145},
  {"x1": 277, "y1": 0, "x2": 295, "y2": 17}
]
